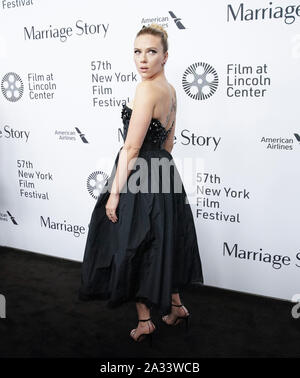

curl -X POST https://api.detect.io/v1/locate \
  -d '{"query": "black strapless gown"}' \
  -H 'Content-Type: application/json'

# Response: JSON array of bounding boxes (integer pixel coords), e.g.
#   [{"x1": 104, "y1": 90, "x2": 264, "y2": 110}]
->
[{"x1": 78, "y1": 104, "x2": 203, "y2": 315}]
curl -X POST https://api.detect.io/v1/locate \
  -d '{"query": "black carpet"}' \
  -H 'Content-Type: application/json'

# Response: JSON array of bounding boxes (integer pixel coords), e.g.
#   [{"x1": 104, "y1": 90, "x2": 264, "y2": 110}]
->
[{"x1": 0, "y1": 245, "x2": 299, "y2": 359}]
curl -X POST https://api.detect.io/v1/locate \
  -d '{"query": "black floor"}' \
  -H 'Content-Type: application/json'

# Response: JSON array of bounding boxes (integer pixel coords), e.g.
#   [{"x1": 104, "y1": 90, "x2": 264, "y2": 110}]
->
[{"x1": 0, "y1": 245, "x2": 299, "y2": 358}]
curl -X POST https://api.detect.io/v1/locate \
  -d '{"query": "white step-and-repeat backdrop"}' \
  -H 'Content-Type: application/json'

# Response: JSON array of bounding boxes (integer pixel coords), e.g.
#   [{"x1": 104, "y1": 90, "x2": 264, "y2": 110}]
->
[{"x1": 0, "y1": 0, "x2": 299, "y2": 302}]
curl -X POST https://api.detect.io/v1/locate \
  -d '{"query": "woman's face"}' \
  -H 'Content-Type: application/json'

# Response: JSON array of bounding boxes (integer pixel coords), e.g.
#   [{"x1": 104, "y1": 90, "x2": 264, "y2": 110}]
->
[{"x1": 134, "y1": 34, "x2": 167, "y2": 80}]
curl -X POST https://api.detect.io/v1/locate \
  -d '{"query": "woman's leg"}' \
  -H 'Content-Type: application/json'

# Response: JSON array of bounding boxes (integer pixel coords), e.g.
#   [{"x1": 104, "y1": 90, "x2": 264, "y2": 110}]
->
[
  {"x1": 136, "y1": 301, "x2": 150, "y2": 319},
  {"x1": 130, "y1": 300, "x2": 155, "y2": 340},
  {"x1": 171, "y1": 292, "x2": 181, "y2": 305},
  {"x1": 163, "y1": 290, "x2": 189, "y2": 324},
  {"x1": 171, "y1": 287, "x2": 181, "y2": 305}
]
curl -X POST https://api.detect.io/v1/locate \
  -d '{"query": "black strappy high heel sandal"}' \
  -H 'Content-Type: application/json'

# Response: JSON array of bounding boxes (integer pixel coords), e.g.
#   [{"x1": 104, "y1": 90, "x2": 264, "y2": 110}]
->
[
  {"x1": 130, "y1": 317, "x2": 156, "y2": 347},
  {"x1": 162, "y1": 303, "x2": 190, "y2": 332}
]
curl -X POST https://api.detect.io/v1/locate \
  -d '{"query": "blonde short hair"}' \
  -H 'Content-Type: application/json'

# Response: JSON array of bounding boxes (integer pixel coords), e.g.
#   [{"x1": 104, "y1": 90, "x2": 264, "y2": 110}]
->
[{"x1": 136, "y1": 23, "x2": 168, "y2": 53}]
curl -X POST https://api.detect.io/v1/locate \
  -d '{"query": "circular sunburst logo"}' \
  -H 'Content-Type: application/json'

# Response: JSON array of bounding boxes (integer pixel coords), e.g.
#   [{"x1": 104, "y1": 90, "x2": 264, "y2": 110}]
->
[
  {"x1": 87, "y1": 171, "x2": 109, "y2": 199},
  {"x1": 1, "y1": 72, "x2": 24, "y2": 102},
  {"x1": 182, "y1": 62, "x2": 218, "y2": 100}
]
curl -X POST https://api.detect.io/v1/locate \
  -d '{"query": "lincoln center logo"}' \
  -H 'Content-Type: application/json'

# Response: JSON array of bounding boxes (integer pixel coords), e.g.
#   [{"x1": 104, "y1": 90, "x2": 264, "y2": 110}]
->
[
  {"x1": 1, "y1": 72, "x2": 24, "y2": 102},
  {"x1": 182, "y1": 62, "x2": 218, "y2": 100},
  {"x1": 87, "y1": 171, "x2": 109, "y2": 199}
]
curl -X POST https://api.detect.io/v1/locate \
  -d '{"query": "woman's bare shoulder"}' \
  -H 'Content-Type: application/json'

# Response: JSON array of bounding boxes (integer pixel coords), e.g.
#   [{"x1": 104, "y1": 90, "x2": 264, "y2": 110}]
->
[
  {"x1": 134, "y1": 81, "x2": 176, "y2": 106},
  {"x1": 135, "y1": 81, "x2": 159, "y2": 99},
  {"x1": 133, "y1": 81, "x2": 157, "y2": 105}
]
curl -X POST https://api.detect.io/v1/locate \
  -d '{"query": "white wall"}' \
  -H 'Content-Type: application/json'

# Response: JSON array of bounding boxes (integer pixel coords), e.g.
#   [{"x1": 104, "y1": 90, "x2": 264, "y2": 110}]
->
[{"x1": 0, "y1": 0, "x2": 299, "y2": 301}]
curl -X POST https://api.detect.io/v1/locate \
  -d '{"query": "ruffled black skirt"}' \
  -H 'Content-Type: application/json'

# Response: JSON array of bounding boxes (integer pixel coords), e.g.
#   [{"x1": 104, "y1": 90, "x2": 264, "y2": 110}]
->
[{"x1": 78, "y1": 144, "x2": 203, "y2": 315}]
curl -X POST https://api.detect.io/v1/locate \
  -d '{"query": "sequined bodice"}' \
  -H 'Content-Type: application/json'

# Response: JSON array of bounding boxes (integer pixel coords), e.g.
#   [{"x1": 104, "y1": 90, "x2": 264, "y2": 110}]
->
[{"x1": 121, "y1": 104, "x2": 173, "y2": 149}]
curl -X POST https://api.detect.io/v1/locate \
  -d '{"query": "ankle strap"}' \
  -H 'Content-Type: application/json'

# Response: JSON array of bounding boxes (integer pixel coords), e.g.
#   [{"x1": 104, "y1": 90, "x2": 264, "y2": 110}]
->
[{"x1": 139, "y1": 318, "x2": 151, "y2": 322}]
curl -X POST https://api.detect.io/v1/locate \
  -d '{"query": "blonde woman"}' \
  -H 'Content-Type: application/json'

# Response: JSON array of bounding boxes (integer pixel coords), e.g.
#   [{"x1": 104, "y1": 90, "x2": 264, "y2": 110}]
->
[{"x1": 79, "y1": 24, "x2": 203, "y2": 346}]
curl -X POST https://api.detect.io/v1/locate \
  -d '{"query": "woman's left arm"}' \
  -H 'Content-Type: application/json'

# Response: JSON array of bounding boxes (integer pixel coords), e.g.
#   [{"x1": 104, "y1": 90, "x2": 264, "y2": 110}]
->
[{"x1": 105, "y1": 82, "x2": 156, "y2": 222}]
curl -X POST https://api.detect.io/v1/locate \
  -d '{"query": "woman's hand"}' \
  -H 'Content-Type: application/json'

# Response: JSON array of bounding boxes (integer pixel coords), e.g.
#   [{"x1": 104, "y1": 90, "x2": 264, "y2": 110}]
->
[{"x1": 105, "y1": 193, "x2": 120, "y2": 223}]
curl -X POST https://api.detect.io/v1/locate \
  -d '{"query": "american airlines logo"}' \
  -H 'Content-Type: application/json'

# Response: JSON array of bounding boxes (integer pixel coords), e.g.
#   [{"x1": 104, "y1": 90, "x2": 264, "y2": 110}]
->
[
  {"x1": 55, "y1": 127, "x2": 89, "y2": 143},
  {"x1": 141, "y1": 10, "x2": 186, "y2": 31},
  {"x1": 168, "y1": 11, "x2": 186, "y2": 29},
  {"x1": 75, "y1": 127, "x2": 89, "y2": 143},
  {"x1": 7, "y1": 210, "x2": 18, "y2": 225}
]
